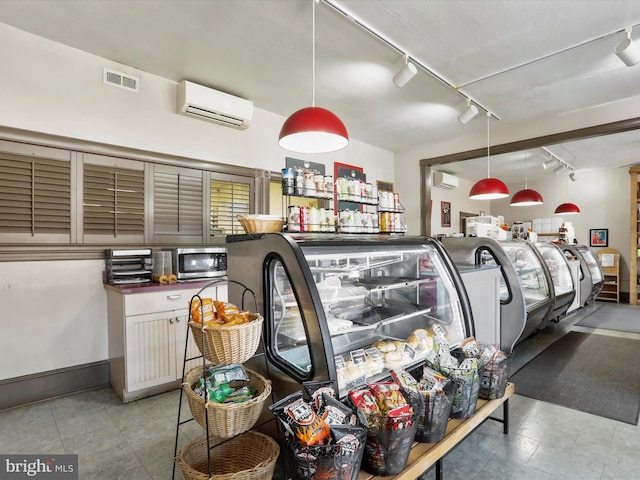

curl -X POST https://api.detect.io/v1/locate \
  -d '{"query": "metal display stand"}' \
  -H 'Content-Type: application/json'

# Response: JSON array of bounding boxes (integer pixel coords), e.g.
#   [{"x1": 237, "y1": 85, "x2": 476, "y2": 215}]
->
[{"x1": 171, "y1": 278, "x2": 259, "y2": 480}]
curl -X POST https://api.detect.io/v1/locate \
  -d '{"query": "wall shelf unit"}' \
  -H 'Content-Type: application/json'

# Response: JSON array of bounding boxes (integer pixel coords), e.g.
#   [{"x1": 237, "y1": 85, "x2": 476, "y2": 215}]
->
[
  {"x1": 630, "y1": 166, "x2": 640, "y2": 306},
  {"x1": 596, "y1": 248, "x2": 620, "y2": 303}
]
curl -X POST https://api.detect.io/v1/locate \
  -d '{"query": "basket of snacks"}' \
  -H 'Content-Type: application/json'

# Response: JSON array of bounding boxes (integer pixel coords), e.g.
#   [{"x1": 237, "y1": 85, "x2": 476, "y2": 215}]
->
[
  {"x1": 349, "y1": 383, "x2": 418, "y2": 476},
  {"x1": 188, "y1": 298, "x2": 263, "y2": 364},
  {"x1": 175, "y1": 431, "x2": 279, "y2": 480},
  {"x1": 237, "y1": 214, "x2": 284, "y2": 233},
  {"x1": 183, "y1": 364, "x2": 272, "y2": 438},
  {"x1": 271, "y1": 381, "x2": 368, "y2": 480}
]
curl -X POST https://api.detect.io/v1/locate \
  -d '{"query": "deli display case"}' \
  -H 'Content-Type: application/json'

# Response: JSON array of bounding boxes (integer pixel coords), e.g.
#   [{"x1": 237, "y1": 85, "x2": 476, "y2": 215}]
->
[
  {"x1": 225, "y1": 233, "x2": 474, "y2": 399},
  {"x1": 442, "y1": 237, "x2": 553, "y2": 352},
  {"x1": 531, "y1": 241, "x2": 576, "y2": 322},
  {"x1": 559, "y1": 244, "x2": 604, "y2": 305}
]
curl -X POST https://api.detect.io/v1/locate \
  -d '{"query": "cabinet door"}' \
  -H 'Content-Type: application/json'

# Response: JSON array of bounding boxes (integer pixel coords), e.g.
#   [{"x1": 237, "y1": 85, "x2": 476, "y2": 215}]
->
[
  {"x1": 174, "y1": 308, "x2": 202, "y2": 378},
  {"x1": 125, "y1": 311, "x2": 177, "y2": 391}
]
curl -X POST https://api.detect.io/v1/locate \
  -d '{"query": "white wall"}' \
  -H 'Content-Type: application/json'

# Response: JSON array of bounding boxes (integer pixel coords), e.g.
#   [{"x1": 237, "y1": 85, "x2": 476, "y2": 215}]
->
[
  {"x1": 0, "y1": 260, "x2": 106, "y2": 379},
  {"x1": 0, "y1": 23, "x2": 396, "y2": 380}
]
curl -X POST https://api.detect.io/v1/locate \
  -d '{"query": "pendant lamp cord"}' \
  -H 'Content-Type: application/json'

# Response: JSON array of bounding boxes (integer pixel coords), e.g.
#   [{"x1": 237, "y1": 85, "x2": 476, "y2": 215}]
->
[
  {"x1": 524, "y1": 151, "x2": 528, "y2": 188},
  {"x1": 486, "y1": 113, "x2": 491, "y2": 178},
  {"x1": 312, "y1": 0, "x2": 316, "y2": 107}
]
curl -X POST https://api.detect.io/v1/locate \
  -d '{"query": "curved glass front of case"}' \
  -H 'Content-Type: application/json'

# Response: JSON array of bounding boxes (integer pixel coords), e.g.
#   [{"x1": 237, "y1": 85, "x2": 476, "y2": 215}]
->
[
  {"x1": 534, "y1": 242, "x2": 574, "y2": 295},
  {"x1": 270, "y1": 241, "x2": 469, "y2": 395},
  {"x1": 576, "y1": 245, "x2": 604, "y2": 284},
  {"x1": 500, "y1": 241, "x2": 551, "y2": 309}
]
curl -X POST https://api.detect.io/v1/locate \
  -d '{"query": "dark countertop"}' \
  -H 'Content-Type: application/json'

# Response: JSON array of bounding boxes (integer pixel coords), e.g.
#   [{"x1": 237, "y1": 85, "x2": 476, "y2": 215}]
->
[{"x1": 103, "y1": 277, "x2": 228, "y2": 295}]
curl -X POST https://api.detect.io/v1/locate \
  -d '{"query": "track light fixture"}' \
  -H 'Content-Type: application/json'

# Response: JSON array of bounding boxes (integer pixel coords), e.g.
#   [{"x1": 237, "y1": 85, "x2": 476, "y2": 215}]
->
[
  {"x1": 458, "y1": 98, "x2": 479, "y2": 124},
  {"x1": 569, "y1": 170, "x2": 577, "y2": 182},
  {"x1": 614, "y1": 27, "x2": 640, "y2": 67},
  {"x1": 543, "y1": 157, "x2": 560, "y2": 170},
  {"x1": 553, "y1": 164, "x2": 566, "y2": 175},
  {"x1": 393, "y1": 54, "x2": 418, "y2": 88}
]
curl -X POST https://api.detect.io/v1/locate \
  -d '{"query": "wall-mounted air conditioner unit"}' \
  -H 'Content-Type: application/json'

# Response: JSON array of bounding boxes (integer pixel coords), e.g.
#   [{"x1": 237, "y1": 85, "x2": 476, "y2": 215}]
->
[
  {"x1": 177, "y1": 80, "x2": 253, "y2": 130},
  {"x1": 433, "y1": 171, "x2": 459, "y2": 190}
]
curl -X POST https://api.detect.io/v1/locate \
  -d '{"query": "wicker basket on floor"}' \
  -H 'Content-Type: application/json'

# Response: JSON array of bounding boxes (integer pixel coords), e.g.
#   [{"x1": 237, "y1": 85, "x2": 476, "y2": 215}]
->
[
  {"x1": 182, "y1": 366, "x2": 271, "y2": 438},
  {"x1": 175, "y1": 431, "x2": 279, "y2": 480},
  {"x1": 188, "y1": 314, "x2": 263, "y2": 364}
]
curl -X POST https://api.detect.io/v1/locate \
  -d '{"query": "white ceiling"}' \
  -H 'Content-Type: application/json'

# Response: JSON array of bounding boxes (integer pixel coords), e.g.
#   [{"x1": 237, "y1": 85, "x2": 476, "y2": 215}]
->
[{"x1": 0, "y1": 0, "x2": 640, "y2": 182}]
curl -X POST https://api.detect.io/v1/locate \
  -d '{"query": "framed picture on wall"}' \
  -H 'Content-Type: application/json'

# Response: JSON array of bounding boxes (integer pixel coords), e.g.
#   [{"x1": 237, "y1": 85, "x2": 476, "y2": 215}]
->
[
  {"x1": 441, "y1": 201, "x2": 451, "y2": 228},
  {"x1": 590, "y1": 228, "x2": 608, "y2": 247}
]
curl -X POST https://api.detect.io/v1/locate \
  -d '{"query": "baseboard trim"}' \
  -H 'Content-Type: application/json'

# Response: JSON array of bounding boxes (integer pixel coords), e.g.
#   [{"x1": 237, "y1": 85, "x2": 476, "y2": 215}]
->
[{"x1": 0, "y1": 361, "x2": 110, "y2": 411}]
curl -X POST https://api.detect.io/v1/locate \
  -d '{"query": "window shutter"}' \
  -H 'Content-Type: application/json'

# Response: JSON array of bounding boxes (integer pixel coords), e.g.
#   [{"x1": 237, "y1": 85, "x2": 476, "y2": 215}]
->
[
  {"x1": 154, "y1": 168, "x2": 203, "y2": 236},
  {"x1": 83, "y1": 163, "x2": 144, "y2": 236},
  {"x1": 210, "y1": 176, "x2": 252, "y2": 236},
  {"x1": 0, "y1": 155, "x2": 71, "y2": 236}
]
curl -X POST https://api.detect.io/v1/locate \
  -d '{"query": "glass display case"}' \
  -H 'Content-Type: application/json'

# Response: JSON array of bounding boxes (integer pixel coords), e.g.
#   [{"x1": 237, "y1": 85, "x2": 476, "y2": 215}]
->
[
  {"x1": 559, "y1": 244, "x2": 604, "y2": 304},
  {"x1": 226, "y1": 233, "x2": 473, "y2": 398},
  {"x1": 442, "y1": 237, "x2": 554, "y2": 352},
  {"x1": 530, "y1": 241, "x2": 576, "y2": 322}
]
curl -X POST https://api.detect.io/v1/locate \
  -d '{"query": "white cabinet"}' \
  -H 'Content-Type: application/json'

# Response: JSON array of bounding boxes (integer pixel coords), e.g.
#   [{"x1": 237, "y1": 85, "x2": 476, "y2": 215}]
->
[{"x1": 107, "y1": 282, "x2": 227, "y2": 402}]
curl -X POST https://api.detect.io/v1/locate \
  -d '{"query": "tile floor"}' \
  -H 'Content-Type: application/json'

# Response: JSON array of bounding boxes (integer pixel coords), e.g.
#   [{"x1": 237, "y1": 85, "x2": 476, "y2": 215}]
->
[{"x1": 1, "y1": 302, "x2": 639, "y2": 480}]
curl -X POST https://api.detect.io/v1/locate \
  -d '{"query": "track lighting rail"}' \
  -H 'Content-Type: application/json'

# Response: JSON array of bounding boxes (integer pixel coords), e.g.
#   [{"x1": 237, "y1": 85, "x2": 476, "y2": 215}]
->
[{"x1": 322, "y1": 0, "x2": 500, "y2": 120}]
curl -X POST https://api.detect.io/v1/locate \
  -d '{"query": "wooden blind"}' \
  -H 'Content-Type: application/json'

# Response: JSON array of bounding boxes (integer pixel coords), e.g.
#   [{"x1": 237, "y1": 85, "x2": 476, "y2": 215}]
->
[
  {"x1": 154, "y1": 169, "x2": 203, "y2": 236},
  {"x1": 83, "y1": 163, "x2": 144, "y2": 236},
  {"x1": 0, "y1": 155, "x2": 71, "y2": 235},
  {"x1": 210, "y1": 178, "x2": 252, "y2": 235}
]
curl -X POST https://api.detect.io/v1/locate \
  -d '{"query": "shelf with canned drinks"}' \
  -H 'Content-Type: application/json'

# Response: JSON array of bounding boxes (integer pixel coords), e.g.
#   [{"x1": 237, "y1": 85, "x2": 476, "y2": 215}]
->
[
  {"x1": 281, "y1": 168, "x2": 406, "y2": 234},
  {"x1": 282, "y1": 194, "x2": 406, "y2": 235}
]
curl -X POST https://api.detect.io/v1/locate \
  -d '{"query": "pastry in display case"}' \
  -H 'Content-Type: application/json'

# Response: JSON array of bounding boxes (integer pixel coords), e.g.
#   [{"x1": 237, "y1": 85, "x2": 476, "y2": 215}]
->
[
  {"x1": 530, "y1": 241, "x2": 576, "y2": 322},
  {"x1": 225, "y1": 233, "x2": 474, "y2": 399},
  {"x1": 442, "y1": 237, "x2": 554, "y2": 352}
]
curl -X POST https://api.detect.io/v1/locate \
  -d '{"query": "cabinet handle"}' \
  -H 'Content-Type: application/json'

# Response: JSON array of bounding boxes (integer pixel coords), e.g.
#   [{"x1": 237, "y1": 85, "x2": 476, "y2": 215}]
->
[
  {"x1": 175, "y1": 317, "x2": 181, "y2": 323},
  {"x1": 169, "y1": 318, "x2": 174, "y2": 324},
  {"x1": 167, "y1": 294, "x2": 181, "y2": 301}
]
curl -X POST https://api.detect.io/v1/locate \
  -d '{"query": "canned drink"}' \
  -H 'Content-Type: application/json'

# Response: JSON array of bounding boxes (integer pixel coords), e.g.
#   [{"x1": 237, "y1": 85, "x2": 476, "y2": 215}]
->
[
  {"x1": 393, "y1": 192, "x2": 400, "y2": 210},
  {"x1": 295, "y1": 167, "x2": 304, "y2": 196},
  {"x1": 282, "y1": 168, "x2": 295, "y2": 195},
  {"x1": 371, "y1": 184, "x2": 378, "y2": 204},
  {"x1": 309, "y1": 206, "x2": 319, "y2": 232},
  {"x1": 394, "y1": 213, "x2": 402, "y2": 232},
  {"x1": 300, "y1": 206, "x2": 310, "y2": 232},
  {"x1": 303, "y1": 171, "x2": 315, "y2": 196},
  {"x1": 324, "y1": 175, "x2": 333, "y2": 199},
  {"x1": 288, "y1": 205, "x2": 300, "y2": 232},
  {"x1": 379, "y1": 212, "x2": 388, "y2": 232},
  {"x1": 314, "y1": 174, "x2": 325, "y2": 197}
]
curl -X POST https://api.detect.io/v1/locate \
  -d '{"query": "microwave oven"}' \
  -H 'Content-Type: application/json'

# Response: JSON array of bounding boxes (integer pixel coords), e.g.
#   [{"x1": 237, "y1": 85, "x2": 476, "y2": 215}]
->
[{"x1": 172, "y1": 247, "x2": 227, "y2": 280}]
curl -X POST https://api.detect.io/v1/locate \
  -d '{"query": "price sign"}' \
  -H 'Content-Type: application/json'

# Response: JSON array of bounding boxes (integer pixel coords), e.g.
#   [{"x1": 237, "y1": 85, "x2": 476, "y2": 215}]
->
[
  {"x1": 335, "y1": 356, "x2": 346, "y2": 371},
  {"x1": 403, "y1": 343, "x2": 416, "y2": 361},
  {"x1": 365, "y1": 347, "x2": 383, "y2": 362},
  {"x1": 350, "y1": 349, "x2": 367, "y2": 365}
]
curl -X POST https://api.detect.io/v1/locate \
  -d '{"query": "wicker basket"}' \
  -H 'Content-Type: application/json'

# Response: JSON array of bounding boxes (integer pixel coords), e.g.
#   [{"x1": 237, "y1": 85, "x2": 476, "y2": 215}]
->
[
  {"x1": 182, "y1": 366, "x2": 272, "y2": 438},
  {"x1": 175, "y1": 431, "x2": 279, "y2": 480},
  {"x1": 189, "y1": 314, "x2": 263, "y2": 364},
  {"x1": 237, "y1": 215, "x2": 284, "y2": 233}
]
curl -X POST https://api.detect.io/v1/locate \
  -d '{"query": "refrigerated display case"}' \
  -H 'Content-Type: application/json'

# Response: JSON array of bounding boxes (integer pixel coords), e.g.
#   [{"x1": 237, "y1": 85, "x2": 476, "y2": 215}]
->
[
  {"x1": 225, "y1": 233, "x2": 474, "y2": 399},
  {"x1": 531, "y1": 241, "x2": 576, "y2": 322},
  {"x1": 559, "y1": 244, "x2": 604, "y2": 305},
  {"x1": 442, "y1": 237, "x2": 553, "y2": 352}
]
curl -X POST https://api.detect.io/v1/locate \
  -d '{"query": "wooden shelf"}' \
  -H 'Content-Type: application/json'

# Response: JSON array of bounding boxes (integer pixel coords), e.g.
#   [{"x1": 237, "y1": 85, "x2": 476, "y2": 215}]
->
[
  {"x1": 631, "y1": 166, "x2": 640, "y2": 306},
  {"x1": 597, "y1": 248, "x2": 620, "y2": 303}
]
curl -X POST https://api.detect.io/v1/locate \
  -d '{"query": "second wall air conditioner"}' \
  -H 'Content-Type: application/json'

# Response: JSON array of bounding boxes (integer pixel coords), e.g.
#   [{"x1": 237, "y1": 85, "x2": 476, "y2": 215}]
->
[
  {"x1": 177, "y1": 80, "x2": 253, "y2": 130},
  {"x1": 433, "y1": 171, "x2": 459, "y2": 190}
]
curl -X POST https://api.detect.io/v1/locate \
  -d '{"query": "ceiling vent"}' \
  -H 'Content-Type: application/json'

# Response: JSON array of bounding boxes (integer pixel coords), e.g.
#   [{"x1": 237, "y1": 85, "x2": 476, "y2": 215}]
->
[
  {"x1": 103, "y1": 68, "x2": 139, "y2": 92},
  {"x1": 177, "y1": 80, "x2": 253, "y2": 130},
  {"x1": 433, "y1": 171, "x2": 459, "y2": 190}
]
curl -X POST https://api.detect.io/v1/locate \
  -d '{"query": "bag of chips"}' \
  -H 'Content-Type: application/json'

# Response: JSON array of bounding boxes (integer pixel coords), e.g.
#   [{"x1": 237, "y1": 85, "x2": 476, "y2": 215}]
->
[{"x1": 270, "y1": 391, "x2": 331, "y2": 446}]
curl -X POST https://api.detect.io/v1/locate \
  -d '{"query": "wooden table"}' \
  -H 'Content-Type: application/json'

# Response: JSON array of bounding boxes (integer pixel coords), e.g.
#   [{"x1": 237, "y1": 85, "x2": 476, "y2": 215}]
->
[{"x1": 358, "y1": 382, "x2": 514, "y2": 480}]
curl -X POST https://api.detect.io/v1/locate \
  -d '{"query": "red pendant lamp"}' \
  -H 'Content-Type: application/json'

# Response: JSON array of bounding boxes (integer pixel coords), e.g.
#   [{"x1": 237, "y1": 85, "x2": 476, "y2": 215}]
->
[
  {"x1": 279, "y1": 1, "x2": 349, "y2": 153},
  {"x1": 511, "y1": 150, "x2": 544, "y2": 206},
  {"x1": 469, "y1": 113, "x2": 510, "y2": 200},
  {"x1": 554, "y1": 165, "x2": 580, "y2": 215}
]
